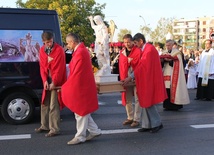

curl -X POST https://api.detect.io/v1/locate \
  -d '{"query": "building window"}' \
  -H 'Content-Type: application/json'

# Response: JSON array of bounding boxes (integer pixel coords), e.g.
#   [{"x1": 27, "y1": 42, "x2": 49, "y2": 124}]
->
[
  {"x1": 203, "y1": 21, "x2": 206, "y2": 25},
  {"x1": 203, "y1": 28, "x2": 206, "y2": 32}
]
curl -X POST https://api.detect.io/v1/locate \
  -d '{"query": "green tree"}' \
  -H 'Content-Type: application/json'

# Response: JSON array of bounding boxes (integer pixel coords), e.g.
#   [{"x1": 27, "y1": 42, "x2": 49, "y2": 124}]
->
[
  {"x1": 117, "y1": 29, "x2": 131, "y2": 42},
  {"x1": 16, "y1": 0, "x2": 106, "y2": 46},
  {"x1": 150, "y1": 17, "x2": 174, "y2": 44}
]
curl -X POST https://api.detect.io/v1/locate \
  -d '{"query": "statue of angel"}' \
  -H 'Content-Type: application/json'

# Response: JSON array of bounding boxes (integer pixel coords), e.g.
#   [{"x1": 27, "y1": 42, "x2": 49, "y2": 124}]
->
[{"x1": 88, "y1": 15, "x2": 111, "y2": 76}]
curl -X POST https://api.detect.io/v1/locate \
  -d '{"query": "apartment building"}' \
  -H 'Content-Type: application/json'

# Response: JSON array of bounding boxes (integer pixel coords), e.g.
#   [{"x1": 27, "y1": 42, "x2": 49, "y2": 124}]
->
[{"x1": 173, "y1": 16, "x2": 214, "y2": 49}]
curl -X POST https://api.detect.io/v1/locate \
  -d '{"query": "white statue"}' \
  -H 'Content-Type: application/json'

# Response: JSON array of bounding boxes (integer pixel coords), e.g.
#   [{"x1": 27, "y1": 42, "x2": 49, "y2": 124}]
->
[{"x1": 88, "y1": 15, "x2": 111, "y2": 76}]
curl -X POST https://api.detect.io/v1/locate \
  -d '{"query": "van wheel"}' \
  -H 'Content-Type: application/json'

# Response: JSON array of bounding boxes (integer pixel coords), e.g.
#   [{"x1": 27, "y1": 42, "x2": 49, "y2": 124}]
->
[{"x1": 1, "y1": 93, "x2": 35, "y2": 124}]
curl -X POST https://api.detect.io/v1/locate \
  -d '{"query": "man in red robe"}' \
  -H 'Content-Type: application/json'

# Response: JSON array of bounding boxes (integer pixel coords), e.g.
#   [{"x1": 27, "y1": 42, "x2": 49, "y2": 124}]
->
[
  {"x1": 35, "y1": 32, "x2": 67, "y2": 137},
  {"x1": 61, "y1": 33, "x2": 101, "y2": 145},
  {"x1": 122, "y1": 33, "x2": 167, "y2": 133},
  {"x1": 119, "y1": 34, "x2": 142, "y2": 127}
]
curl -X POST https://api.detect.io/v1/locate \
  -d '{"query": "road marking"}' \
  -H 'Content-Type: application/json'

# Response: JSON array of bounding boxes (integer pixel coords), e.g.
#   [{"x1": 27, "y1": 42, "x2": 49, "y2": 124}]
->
[
  {"x1": 0, "y1": 129, "x2": 138, "y2": 141},
  {"x1": 98, "y1": 100, "x2": 134, "y2": 105},
  {"x1": 0, "y1": 134, "x2": 31, "y2": 140},
  {"x1": 117, "y1": 100, "x2": 135, "y2": 105},
  {"x1": 1, "y1": 124, "x2": 213, "y2": 140},
  {"x1": 98, "y1": 101, "x2": 106, "y2": 105},
  {"x1": 101, "y1": 128, "x2": 139, "y2": 134},
  {"x1": 190, "y1": 124, "x2": 214, "y2": 129},
  {"x1": 117, "y1": 100, "x2": 122, "y2": 104}
]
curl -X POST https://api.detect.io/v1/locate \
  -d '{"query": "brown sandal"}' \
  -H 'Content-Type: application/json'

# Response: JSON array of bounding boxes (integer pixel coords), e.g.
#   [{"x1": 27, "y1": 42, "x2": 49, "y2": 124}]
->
[
  {"x1": 35, "y1": 127, "x2": 49, "y2": 133},
  {"x1": 45, "y1": 132, "x2": 60, "y2": 137}
]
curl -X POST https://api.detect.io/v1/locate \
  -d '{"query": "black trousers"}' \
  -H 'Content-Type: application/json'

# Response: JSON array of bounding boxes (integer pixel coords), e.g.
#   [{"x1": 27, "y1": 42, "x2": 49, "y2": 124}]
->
[
  {"x1": 196, "y1": 78, "x2": 214, "y2": 100},
  {"x1": 163, "y1": 89, "x2": 183, "y2": 110}
]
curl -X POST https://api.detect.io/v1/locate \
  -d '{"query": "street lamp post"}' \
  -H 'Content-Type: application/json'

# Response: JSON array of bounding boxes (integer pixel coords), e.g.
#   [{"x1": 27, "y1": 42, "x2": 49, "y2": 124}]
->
[
  {"x1": 139, "y1": 15, "x2": 147, "y2": 27},
  {"x1": 139, "y1": 15, "x2": 151, "y2": 41}
]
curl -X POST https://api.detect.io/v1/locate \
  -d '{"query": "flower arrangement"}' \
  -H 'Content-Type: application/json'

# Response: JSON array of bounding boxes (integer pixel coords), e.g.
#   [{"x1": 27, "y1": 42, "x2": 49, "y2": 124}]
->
[
  {"x1": 92, "y1": 64, "x2": 99, "y2": 74},
  {"x1": 89, "y1": 44, "x2": 99, "y2": 74},
  {"x1": 91, "y1": 53, "x2": 99, "y2": 74}
]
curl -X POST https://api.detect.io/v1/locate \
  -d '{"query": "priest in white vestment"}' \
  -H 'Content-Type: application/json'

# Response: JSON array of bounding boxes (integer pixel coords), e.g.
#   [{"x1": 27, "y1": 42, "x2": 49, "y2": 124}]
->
[
  {"x1": 195, "y1": 39, "x2": 214, "y2": 101},
  {"x1": 161, "y1": 39, "x2": 190, "y2": 110}
]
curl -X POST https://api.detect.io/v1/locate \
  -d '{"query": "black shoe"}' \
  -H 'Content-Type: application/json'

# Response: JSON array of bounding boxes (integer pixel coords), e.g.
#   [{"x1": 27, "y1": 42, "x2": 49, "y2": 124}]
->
[
  {"x1": 138, "y1": 128, "x2": 151, "y2": 132},
  {"x1": 150, "y1": 124, "x2": 163, "y2": 133},
  {"x1": 164, "y1": 108, "x2": 179, "y2": 111},
  {"x1": 202, "y1": 98, "x2": 211, "y2": 101},
  {"x1": 194, "y1": 98, "x2": 200, "y2": 100}
]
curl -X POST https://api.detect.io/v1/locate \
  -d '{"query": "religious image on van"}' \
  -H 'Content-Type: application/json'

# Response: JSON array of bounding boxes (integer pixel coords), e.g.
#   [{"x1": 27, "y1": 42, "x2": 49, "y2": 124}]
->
[{"x1": 0, "y1": 30, "x2": 43, "y2": 62}]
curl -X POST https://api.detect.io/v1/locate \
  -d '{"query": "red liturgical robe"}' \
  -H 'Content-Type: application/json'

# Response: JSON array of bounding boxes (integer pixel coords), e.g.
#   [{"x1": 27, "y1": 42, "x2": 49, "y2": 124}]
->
[
  {"x1": 61, "y1": 43, "x2": 98, "y2": 116},
  {"x1": 119, "y1": 46, "x2": 141, "y2": 106},
  {"x1": 39, "y1": 43, "x2": 67, "y2": 109},
  {"x1": 134, "y1": 43, "x2": 168, "y2": 108}
]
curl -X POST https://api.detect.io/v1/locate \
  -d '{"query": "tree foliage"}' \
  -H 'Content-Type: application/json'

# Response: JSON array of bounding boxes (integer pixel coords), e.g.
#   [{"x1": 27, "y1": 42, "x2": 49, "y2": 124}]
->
[
  {"x1": 16, "y1": 0, "x2": 106, "y2": 46},
  {"x1": 116, "y1": 18, "x2": 174, "y2": 44},
  {"x1": 117, "y1": 29, "x2": 132, "y2": 42},
  {"x1": 150, "y1": 17, "x2": 174, "y2": 44}
]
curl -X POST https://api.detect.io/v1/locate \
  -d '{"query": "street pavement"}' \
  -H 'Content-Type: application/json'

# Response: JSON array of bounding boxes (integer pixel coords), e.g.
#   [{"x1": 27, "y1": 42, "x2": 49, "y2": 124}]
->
[{"x1": 0, "y1": 89, "x2": 214, "y2": 155}]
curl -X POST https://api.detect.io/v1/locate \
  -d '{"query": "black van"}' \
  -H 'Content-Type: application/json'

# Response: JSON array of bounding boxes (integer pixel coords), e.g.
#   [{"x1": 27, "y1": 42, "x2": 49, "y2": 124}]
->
[{"x1": 0, "y1": 8, "x2": 64, "y2": 124}]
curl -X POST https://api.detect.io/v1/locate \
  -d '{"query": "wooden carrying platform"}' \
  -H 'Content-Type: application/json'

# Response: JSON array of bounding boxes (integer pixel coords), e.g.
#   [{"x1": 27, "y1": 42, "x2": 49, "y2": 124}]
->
[
  {"x1": 96, "y1": 81, "x2": 135, "y2": 94},
  {"x1": 55, "y1": 81, "x2": 135, "y2": 94}
]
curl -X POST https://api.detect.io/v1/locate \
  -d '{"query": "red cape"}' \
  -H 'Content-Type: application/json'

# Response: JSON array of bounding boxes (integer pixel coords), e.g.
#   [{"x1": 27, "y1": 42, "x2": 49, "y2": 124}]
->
[
  {"x1": 39, "y1": 43, "x2": 67, "y2": 109},
  {"x1": 119, "y1": 46, "x2": 141, "y2": 106},
  {"x1": 134, "y1": 43, "x2": 168, "y2": 108},
  {"x1": 61, "y1": 43, "x2": 98, "y2": 116}
]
